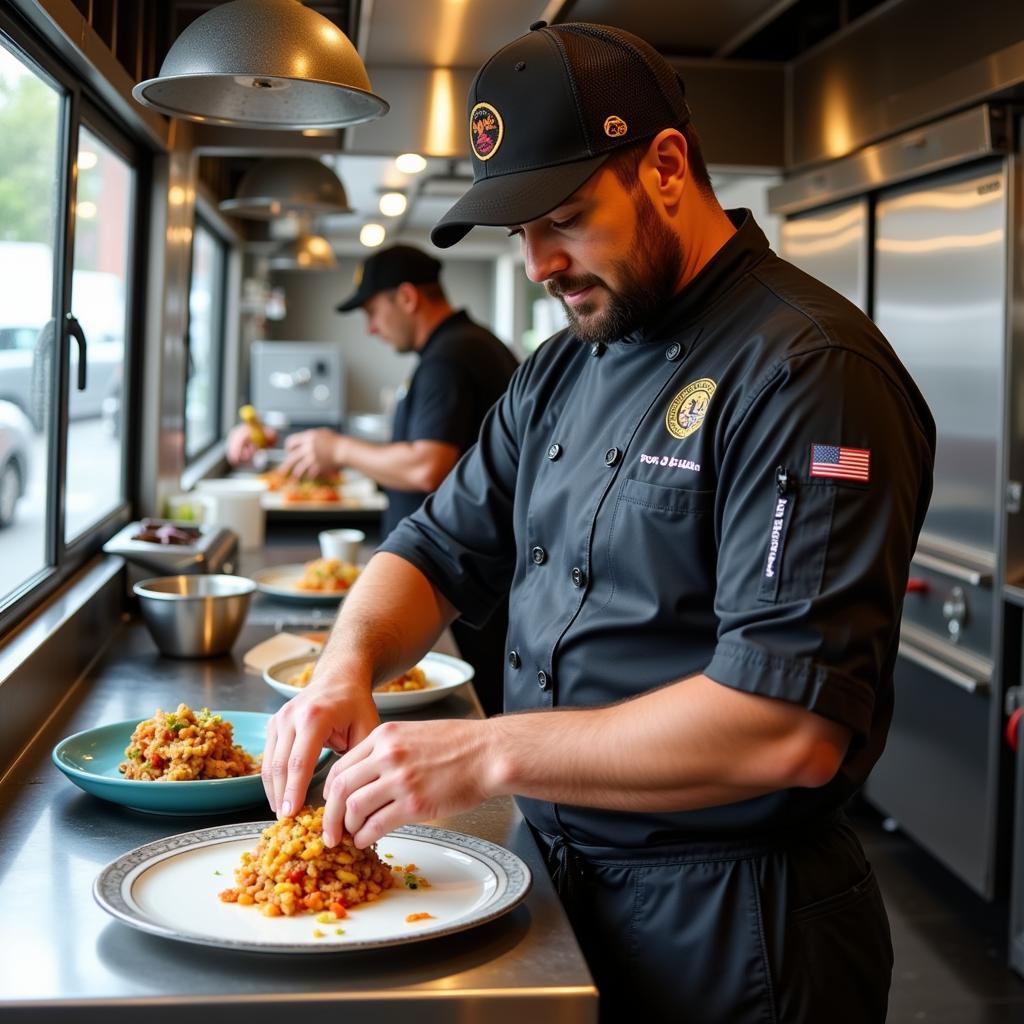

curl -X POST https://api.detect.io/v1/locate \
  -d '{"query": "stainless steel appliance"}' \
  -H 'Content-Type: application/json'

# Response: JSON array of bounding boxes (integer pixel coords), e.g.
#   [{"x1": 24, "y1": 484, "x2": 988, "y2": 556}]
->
[
  {"x1": 771, "y1": 105, "x2": 1016, "y2": 904},
  {"x1": 250, "y1": 340, "x2": 345, "y2": 427}
]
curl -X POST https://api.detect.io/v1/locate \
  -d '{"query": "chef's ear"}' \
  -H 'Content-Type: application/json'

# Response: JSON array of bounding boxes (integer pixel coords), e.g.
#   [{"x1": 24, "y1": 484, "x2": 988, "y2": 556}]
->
[{"x1": 393, "y1": 281, "x2": 419, "y2": 313}]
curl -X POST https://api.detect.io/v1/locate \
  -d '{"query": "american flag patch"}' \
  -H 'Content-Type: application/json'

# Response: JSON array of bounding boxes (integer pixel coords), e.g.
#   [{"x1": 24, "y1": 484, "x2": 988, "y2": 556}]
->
[{"x1": 809, "y1": 443, "x2": 870, "y2": 482}]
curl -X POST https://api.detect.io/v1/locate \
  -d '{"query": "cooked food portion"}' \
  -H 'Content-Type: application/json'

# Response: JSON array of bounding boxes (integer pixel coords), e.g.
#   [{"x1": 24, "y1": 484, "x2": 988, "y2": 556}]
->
[
  {"x1": 296, "y1": 557, "x2": 360, "y2": 592},
  {"x1": 282, "y1": 479, "x2": 341, "y2": 503},
  {"x1": 118, "y1": 704, "x2": 259, "y2": 781},
  {"x1": 287, "y1": 661, "x2": 316, "y2": 688},
  {"x1": 285, "y1": 662, "x2": 428, "y2": 692},
  {"x1": 259, "y1": 469, "x2": 343, "y2": 500},
  {"x1": 131, "y1": 519, "x2": 202, "y2": 546},
  {"x1": 375, "y1": 666, "x2": 429, "y2": 693},
  {"x1": 219, "y1": 805, "x2": 394, "y2": 917}
]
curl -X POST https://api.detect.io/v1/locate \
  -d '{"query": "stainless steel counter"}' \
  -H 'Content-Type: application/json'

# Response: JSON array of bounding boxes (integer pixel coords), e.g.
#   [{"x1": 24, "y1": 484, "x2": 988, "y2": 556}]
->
[{"x1": 0, "y1": 550, "x2": 597, "y2": 1022}]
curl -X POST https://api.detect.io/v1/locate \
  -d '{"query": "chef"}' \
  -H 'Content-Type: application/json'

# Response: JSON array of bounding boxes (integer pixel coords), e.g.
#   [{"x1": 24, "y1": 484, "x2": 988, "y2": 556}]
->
[{"x1": 263, "y1": 21, "x2": 935, "y2": 1022}]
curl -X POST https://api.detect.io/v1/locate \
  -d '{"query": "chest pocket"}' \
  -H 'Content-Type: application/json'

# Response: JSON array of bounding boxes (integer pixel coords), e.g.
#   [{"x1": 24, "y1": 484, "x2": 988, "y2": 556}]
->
[{"x1": 603, "y1": 478, "x2": 718, "y2": 617}]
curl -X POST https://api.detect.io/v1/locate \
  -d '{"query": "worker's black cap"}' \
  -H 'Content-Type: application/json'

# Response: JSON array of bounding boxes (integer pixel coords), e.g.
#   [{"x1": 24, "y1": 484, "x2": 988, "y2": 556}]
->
[
  {"x1": 336, "y1": 244, "x2": 442, "y2": 312},
  {"x1": 431, "y1": 21, "x2": 691, "y2": 248}
]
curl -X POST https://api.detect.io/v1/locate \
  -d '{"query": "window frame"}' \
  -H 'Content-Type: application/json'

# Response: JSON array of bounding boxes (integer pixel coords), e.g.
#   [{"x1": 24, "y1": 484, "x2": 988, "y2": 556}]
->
[
  {"x1": 0, "y1": 9, "x2": 147, "y2": 634},
  {"x1": 183, "y1": 209, "x2": 229, "y2": 465}
]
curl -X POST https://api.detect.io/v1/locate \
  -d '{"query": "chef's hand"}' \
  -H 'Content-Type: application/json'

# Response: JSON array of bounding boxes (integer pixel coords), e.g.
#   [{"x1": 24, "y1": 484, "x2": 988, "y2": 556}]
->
[
  {"x1": 262, "y1": 676, "x2": 380, "y2": 818},
  {"x1": 226, "y1": 423, "x2": 278, "y2": 465},
  {"x1": 279, "y1": 428, "x2": 344, "y2": 479},
  {"x1": 321, "y1": 719, "x2": 497, "y2": 849}
]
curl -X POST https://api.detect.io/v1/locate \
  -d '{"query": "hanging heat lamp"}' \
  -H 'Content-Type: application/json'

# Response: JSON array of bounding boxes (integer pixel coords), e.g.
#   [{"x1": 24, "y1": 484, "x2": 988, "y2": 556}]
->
[
  {"x1": 219, "y1": 158, "x2": 352, "y2": 219},
  {"x1": 132, "y1": 0, "x2": 389, "y2": 130},
  {"x1": 268, "y1": 233, "x2": 338, "y2": 271}
]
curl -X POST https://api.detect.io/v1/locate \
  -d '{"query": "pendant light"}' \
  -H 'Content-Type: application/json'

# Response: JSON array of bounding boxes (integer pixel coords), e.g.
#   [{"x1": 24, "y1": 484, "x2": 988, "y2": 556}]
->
[
  {"x1": 132, "y1": 0, "x2": 389, "y2": 130},
  {"x1": 268, "y1": 233, "x2": 338, "y2": 271},
  {"x1": 219, "y1": 158, "x2": 352, "y2": 219}
]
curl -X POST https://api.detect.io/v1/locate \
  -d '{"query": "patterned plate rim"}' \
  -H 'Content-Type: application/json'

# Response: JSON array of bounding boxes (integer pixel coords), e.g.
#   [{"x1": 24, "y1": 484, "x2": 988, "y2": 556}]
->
[{"x1": 93, "y1": 822, "x2": 531, "y2": 953}]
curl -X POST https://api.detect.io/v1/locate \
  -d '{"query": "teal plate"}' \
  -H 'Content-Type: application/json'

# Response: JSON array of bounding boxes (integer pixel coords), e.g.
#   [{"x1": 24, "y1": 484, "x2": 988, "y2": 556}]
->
[{"x1": 52, "y1": 711, "x2": 330, "y2": 815}]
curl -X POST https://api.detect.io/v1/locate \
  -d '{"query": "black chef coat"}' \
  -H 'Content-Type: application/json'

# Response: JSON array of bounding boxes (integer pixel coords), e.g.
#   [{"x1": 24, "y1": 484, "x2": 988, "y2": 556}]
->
[
  {"x1": 381, "y1": 210, "x2": 936, "y2": 847},
  {"x1": 383, "y1": 309, "x2": 518, "y2": 537}
]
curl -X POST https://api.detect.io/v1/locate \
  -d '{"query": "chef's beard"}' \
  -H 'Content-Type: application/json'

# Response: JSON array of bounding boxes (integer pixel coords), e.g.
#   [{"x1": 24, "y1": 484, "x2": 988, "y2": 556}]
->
[{"x1": 545, "y1": 189, "x2": 683, "y2": 344}]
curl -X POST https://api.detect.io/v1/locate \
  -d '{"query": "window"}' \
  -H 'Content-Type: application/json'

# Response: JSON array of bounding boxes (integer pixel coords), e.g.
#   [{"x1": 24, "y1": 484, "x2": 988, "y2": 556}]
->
[
  {"x1": 0, "y1": 17, "x2": 140, "y2": 621},
  {"x1": 0, "y1": 38, "x2": 61, "y2": 600},
  {"x1": 185, "y1": 220, "x2": 226, "y2": 460},
  {"x1": 65, "y1": 125, "x2": 133, "y2": 541}
]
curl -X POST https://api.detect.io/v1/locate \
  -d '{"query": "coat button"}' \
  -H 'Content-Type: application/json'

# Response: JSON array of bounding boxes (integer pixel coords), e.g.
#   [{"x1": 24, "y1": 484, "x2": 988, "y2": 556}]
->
[
  {"x1": 537, "y1": 670, "x2": 550, "y2": 690},
  {"x1": 590, "y1": 342, "x2": 604, "y2": 357},
  {"x1": 666, "y1": 342, "x2": 681, "y2": 361},
  {"x1": 604, "y1": 447, "x2": 620, "y2": 467},
  {"x1": 508, "y1": 649, "x2": 521, "y2": 669},
  {"x1": 547, "y1": 443, "x2": 562, "y2": 461},
  {"x1": 571, "y1": 566, "x2": 586, "y2": 587},
  {"x1": 531, "y1": 546, "x2": 547, "y2": 565}
]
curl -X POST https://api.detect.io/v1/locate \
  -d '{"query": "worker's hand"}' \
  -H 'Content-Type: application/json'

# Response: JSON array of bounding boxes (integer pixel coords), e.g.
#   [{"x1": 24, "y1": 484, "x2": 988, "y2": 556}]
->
[
  {"x1": 321, "y1": 719, "x2": 497, "y2": 848},
  {"x1": 280, "y1": 428, "x2": 344, "y2": 479},
  {"x1": 261, "y1": 674, "x2": 380, "y2": 819},
  {"x1": 226, "y1": 423, "x2": 278, "y2": 465}
]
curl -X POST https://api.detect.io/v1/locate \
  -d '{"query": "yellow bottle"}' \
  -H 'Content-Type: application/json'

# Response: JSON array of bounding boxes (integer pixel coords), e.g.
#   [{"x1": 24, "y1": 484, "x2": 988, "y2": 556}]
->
[{"x1": 239, "y1": 404, "x2": 267, "y2": 448}]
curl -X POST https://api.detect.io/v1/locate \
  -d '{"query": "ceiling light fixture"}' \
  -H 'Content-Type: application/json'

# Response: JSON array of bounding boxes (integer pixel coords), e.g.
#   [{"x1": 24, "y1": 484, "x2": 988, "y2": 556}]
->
[
  {"x1": 132, "y1": 0, "x2": 389, "y2": 130},
  {"x1": 268, "y1": 232, "x2": 338, "y2": 271},
  {"x1": 378, "y1": 192, "x2": 407, "y2": 217},
  {"x1": 219, "y1": 158, "x2": 352, "y2": 219},
  {"x1": 359, "y1": 223, "x2": 386, "y2": 248},
  {"x1": 395, "y1": 153, "x2": 427, "y2": 174}
]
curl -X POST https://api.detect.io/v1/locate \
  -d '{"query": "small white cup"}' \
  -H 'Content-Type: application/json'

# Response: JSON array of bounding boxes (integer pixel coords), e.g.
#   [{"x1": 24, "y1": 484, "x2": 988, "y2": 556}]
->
[{"x1": 319, "y1": 528, "x2": 365, "y2": 563}]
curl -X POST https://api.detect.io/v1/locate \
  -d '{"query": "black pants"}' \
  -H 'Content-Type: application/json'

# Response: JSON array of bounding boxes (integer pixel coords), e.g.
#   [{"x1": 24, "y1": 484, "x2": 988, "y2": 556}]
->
[
  {"x1": 535, "y1": 815, "x2": 893, "y2": 1024},
  {"x1": 450, "y1": 603, "x2": 508, "y2": 718}
]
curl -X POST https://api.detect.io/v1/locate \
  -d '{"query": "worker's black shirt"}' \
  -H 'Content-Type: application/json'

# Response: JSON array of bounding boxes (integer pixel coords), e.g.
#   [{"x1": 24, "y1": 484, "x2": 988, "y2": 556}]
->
[
  {"x1": 381, "y1": 211, "x2": 936, "y2": 846},
  {"x1": 384, "y1": 310, "x2": 519, "y2": 536}
]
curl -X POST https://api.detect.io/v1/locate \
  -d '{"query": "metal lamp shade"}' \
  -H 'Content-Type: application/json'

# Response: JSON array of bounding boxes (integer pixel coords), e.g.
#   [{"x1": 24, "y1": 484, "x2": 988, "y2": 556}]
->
[
  {"x1": 132, "y1": 0, "x2": 389, "y2": 130},
  {"x1": 220, "y1": 158, "x2": 352, "y2": 218},
  {"x1": 268, "y1": 233, "x2": 338, "y2": 270}
]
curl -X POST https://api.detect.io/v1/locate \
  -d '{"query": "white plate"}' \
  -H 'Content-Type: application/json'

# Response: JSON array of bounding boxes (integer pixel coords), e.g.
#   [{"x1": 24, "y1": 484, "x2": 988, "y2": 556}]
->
[
  {"x1": 94, "y1": 822, "x2": 530, "y2": 953},
  {"x1": 263, "y1": 651, "x2": 475, "y2": 711},
  {"x1": 251, "y1": 563, "x2": 357, "y2": 604}
]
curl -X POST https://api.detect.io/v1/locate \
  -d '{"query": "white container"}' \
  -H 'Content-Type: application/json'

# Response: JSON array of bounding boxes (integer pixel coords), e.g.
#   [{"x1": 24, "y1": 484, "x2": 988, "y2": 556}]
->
[
  {"x1": 318, "y1": 528, "x2": 365, "y2": 563},
  {"x1": 196, "y1": 478, "x2": 267, "y2": 550}
]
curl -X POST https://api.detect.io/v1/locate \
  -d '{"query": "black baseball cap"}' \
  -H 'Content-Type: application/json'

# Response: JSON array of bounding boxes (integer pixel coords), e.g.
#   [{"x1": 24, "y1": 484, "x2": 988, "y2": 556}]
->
[
  {"x1": 335, "y1": 244, "x2": 442, "y2": 312},
  {"x1": 430, "y1": 21, "x2": 691, "y2": 249}
]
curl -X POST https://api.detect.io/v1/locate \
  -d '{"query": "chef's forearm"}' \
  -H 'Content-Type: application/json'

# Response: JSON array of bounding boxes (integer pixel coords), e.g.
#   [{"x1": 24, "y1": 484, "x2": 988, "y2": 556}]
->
[
  {"x1": 314, "y1": 552, "x2": 458, "y2": 690},
  {"x1": 335, "y1": 435, "x2": 458, "y2": 492},
  {"x1": 481, "y1": 673, "x2": 850, "y2": 812}
]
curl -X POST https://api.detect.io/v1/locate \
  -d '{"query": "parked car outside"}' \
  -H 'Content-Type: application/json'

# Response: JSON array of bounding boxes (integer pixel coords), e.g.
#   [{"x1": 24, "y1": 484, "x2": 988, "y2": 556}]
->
[{"x1": 0, "y1": 399, "x2": 31, "y2": 527}]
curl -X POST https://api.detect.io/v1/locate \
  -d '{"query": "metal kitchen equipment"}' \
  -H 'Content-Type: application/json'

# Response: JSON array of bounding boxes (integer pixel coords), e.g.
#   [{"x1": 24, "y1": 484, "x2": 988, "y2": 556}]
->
[
  {"x1": 250, "y1": 340, "x2": 345, "y2": 428},
  {"x1": 771, "y1": 103, "x2": 1016, "y2": 904}
]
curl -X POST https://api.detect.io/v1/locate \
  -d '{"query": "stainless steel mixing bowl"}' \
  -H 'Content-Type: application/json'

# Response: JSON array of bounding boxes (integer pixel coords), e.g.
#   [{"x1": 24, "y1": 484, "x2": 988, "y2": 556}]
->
[{"x1": 133, "y1": 574, "x2": 256, "y2": 658}]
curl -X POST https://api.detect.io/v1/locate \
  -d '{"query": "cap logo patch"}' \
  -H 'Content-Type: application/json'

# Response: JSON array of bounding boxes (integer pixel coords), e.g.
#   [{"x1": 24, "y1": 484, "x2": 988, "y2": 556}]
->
[
  {"x1": 353, "y1": 264, "x2": 363, "y2": 286},
  {"x1": 603, "y1": 115, "x2": 628, "y2": 138},
  {"x1": 470, "y1": 102, "x2": 504, "y2": 161},
  {"x1": 666, "y1": 378, "x2": 716, "y2": 439}
]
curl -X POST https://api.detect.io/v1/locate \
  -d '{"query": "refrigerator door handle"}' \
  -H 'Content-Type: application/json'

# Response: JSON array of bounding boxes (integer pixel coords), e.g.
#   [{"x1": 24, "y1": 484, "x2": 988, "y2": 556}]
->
[
  {"x1": 912, "y1": 550, "x2": 992, "y2": 587},
  {"x1": 898, "y1": 637, "x2": 990, "y2": 694}
]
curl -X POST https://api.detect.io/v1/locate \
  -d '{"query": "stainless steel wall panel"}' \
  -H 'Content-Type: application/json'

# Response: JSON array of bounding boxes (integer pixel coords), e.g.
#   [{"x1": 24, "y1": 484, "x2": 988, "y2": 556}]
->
[
  {"x1": 786, "y1": 0, "x2": 1024, "y2": 170},
  {"x1": 873, "y1": 161, "x2": 1008, "y2": 556}
]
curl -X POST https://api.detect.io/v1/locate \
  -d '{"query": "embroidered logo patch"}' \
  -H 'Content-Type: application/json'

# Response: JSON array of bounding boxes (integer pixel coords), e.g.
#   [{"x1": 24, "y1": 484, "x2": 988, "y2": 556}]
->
[
  {"x1": 665, "y1": 378, "x2": 716, "y2": 439},
  {"x1": 603, "y1": 115, "x2": 628, "y2": 138},
  {"x1": 809, "y1": 443, "x2": 870, "y2": 482},
  {"x1": 470, "y1": 102, "x2": 503, "y2": 161}
]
